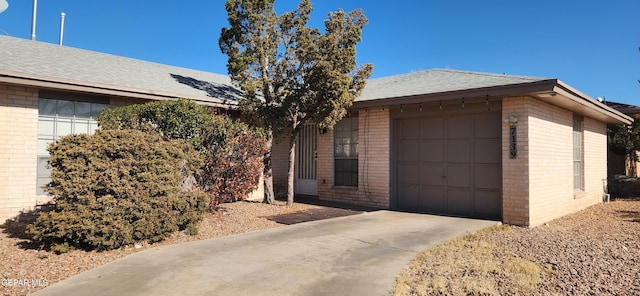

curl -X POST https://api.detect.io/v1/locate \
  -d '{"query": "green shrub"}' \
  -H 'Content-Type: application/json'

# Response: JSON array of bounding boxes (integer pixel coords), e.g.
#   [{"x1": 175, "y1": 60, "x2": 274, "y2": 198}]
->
[
  {"x1": 28, "y1": 129, "x2": 210, "y2": 252},
  {"x1": 98, "y1": 99, "x2": 267, "y2": 207},
  {"x1": 98, "y1": 98, "x2": 213, "y2": 150}
]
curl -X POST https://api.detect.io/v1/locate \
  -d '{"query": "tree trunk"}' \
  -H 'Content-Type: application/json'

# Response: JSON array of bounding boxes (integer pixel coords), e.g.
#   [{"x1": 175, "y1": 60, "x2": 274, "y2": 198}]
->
[
  {"x1": 286, "y1": 132, "x2": 297, "y2": 206},
  {"x1": 263, "y1": 130, "x2": 275, "y2": 204}
]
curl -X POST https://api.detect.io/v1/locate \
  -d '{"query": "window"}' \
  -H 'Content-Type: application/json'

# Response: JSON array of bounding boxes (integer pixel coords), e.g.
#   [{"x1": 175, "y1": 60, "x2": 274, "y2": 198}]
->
[
  {"x1": 334, "y1": 117, "x2": 358, "y2": 187},
  {"x1": 573, "y1": 115, "x2": 583, "y2": 191},
  {"x1": 37, "y1": 97, "x2": 106, "y2": 195}
]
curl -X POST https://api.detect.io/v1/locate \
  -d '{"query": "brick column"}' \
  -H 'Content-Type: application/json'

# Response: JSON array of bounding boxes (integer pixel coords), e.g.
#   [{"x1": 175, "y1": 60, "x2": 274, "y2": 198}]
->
[{"x1": 502, "y1": 97, "x2": 530, "y2": 226}]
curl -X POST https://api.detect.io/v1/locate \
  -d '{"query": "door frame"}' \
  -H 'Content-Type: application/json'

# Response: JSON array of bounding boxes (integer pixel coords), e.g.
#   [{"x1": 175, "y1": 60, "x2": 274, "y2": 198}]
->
[{"x1": 294, "y1": 124, "x2": 318, "y2": 196}]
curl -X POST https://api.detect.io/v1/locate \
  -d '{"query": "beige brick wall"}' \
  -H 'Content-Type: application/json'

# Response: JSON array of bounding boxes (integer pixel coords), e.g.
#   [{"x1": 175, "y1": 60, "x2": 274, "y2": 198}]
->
[
  {"x1": 526, "y1": 98, "x2": 574, "y2": 226},
  {"x1": 0, "y1": 84, "x2": 40, "y2": 224},
  {"x1": 582, "y1": 117, "x2": 608, "y2": 201},
  {"x1": 317, "y1": 108, "x2": 390, "y2": 208},
  {"x1": 503, "y1": 96, "x2": 606, "y2": 227},
  {"x1": 502, "y1": 97, "x2": 530, "y2": 225}
]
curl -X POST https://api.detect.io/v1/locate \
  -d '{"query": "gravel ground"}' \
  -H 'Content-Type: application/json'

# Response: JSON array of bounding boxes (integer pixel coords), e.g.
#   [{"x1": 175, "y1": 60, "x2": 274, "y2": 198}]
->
[
  {"x1": 483, "y1": 198, "x2": 640, "y2": 295},
  {"x1": 0, "y1": 201, "x2": 361, "y2": 296},
  {"x1": 2, "y1": 199, "x2": 639, "y2": 295}
]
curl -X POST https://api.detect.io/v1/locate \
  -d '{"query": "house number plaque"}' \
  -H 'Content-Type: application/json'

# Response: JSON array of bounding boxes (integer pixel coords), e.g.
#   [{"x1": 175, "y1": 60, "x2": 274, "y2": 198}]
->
[{"x1": 509, "y1": 126, "x2": 517, "y2": 158}]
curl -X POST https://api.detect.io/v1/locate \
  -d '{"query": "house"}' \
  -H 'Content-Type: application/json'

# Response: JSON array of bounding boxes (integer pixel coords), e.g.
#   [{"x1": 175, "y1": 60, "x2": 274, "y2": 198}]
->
[
  {"x1": 0, "y1": 35, "x2": 244, "y2": 223},
  {"x1": 272, "y1": 69, "x2": 633, "y2": 227},
  {"x1": 605, "y1": 101, "x2": 640, "y2": 178},
  {"x1": 1, "y1": 35, "x2": 633, "y2": 227}
]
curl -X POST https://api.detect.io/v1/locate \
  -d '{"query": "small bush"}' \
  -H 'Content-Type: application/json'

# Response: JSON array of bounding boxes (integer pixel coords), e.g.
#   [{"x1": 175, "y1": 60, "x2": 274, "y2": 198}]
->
[
  {"x1": 28, "y1": 129, "x2": 210, "y2": 252},
  {"x1": 200, "y1": 116, "x2": 267, "y2": 206}
]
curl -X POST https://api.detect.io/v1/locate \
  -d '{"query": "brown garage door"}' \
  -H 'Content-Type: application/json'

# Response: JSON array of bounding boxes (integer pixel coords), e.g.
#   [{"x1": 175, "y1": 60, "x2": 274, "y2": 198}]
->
[{"x1": 395, "y1": 111, "x2": 501, "y2": 219}]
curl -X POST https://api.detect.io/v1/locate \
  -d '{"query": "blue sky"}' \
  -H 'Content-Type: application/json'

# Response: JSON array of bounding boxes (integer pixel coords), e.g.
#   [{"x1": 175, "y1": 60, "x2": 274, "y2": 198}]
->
[{"x1": 0, "y1": 1, "x2": 638, "y2": 105}]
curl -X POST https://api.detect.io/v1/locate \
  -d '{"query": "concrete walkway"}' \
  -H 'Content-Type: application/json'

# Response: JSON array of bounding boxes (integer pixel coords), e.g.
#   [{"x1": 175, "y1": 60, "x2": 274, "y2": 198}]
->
[{"x1": 32, "y1": 211, "x2": 498, "y2": 296}]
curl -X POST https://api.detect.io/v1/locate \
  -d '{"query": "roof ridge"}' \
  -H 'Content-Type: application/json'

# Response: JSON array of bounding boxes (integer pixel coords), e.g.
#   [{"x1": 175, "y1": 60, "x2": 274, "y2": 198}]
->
[
  {"x1": 367, "y1": 68, "x2": 552, "y2": 82},
  {"x1": 431, "y1": 68, "x2": 552, "y2": 80}
]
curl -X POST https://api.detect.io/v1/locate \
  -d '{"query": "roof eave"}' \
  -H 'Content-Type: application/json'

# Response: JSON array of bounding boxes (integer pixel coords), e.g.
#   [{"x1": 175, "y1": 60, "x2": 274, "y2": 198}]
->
[
  {"x1": 353, "y1": 79, "x2": 559, "y2": 109},
  {"x1": 533, "y1": 81, "x2": 633, "y2": 125},
  {"x1": 0, "y1": 70, "x2": 238, "y2": 109},
  {"x1": 352, "y1": 78, "x2": 632, "y2": 126}
]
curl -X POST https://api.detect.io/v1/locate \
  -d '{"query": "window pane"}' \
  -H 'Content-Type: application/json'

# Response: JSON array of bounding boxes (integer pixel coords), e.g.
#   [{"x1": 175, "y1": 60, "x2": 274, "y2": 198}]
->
[
  {"x1": 36, "y1": 177, "x2": 50, "y2": 196},
  {"x1": 37, "y1": 139, "x2": 51, "y2": 155},
  {"x1": 335, "y1": 159, "x2": 358, "y2": 187},
  {"x1": 75, "y1": 118, "x2": 91, "y2": 135},
  {"x1": 57, "y1": 118, "x2": 73, "y2": 136},
  {"x1": 342, "y1": 144, "x2": 351, "y2": 157},
  {"x1": 38, "y1": 99, "x2": 57, "y2": 115},
  {"x1": 36, "y1": 156, "x2": 51, "y2": 196},
  {"x1": 38, "y1": 117, "x2": 55, "y2": 137},
  {"x1": 57, "y1": 100, "x2": 74, "y2": 116},
  {"x1": 91, "y1": 103, "x2": 105, "y2": 118},
  {"x1": 351, "y1": 144, "x2": 359, "y2": 157},
  {"x1": 75, "y1": 102, "x2": 92, "y2": 117},
  {"x1": 89, "y1": 121, "x2": 99, "y2": 135},
  {"x1": 37, "y1": 157, "x2": 50, "y2": 177}
]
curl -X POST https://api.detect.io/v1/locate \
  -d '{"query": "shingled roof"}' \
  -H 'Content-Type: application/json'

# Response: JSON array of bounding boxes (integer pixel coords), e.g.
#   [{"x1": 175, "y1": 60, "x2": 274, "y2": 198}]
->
[
  {"x1": 0, "y1": 35, "x2": 242, "y2": 107},
  {"x1": 606, "y1": 101, "x2": 640, "y2": 117},
  {"x1": 0, "y1": 36, "x2": 631, "y2": 125},
  {"x1": 355, "y1": 68, "x2": 631, "y2": 125},
  {"x1": 357, "y1": 69, "x2": 552, "y2": 102}
]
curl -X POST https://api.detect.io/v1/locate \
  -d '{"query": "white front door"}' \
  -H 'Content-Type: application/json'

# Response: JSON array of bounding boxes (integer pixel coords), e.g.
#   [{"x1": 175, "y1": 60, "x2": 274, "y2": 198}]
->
[{"x1": 295, "y1": 124, "x2": 318, "y2": 196}]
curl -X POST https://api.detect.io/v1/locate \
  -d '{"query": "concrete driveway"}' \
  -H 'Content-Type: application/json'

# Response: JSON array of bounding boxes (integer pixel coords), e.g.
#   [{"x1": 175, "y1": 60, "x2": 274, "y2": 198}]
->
[{"x1": 32, "y1": 210, "x2": 498, "y2": 296}]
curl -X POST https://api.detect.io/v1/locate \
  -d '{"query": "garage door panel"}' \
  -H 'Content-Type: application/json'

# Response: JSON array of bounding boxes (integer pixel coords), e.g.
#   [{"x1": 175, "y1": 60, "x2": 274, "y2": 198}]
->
[
  {"x1": 421, "y1": 118, "x2": 444, "y2": 139},
  {"x1": 421, "y1": 164, "x2": 444, "y2": 186},
  {"x1": 401, "y1": 119, "x2": 421, "y2": 139},
  {"x1": 474, "y1": 165, "x2": 501, "y2": 190},
  {"x1": 421, "y1": 141, "x2": 444, "y2": 162},
  {"x1": 447, "y1": 165, "x2": 471, "y2": 188},
  {"x1": 475, "y1": 139, "x2": 501, "y2": 164},
  {"x1": 399, "y1": 140, "x2": 420, "y2": 162},
  {"x1": 474, "y1": 190, "x2": 501, "y2": 218},
  {"x1": 398, "y1": 185, "x2": 421, "y2": 210},
  {"x1": 474, "y1": 113, "x2": 501, "y2": 139},
  {"x1": 422, "y1": 187, "x2": 444, "y2": 212},
  {"x1": 398, "y1": 163, "x2": 420, "y2": 184},
  {"x1": 447, "y1": 189, "x2": 472, "y2": 214},
  {"x1": 447, "y1": 117, "x2": 471, "y2": 139},
  {"x1": 447, "y1": 140, "x2": 471, "y2": 163}
]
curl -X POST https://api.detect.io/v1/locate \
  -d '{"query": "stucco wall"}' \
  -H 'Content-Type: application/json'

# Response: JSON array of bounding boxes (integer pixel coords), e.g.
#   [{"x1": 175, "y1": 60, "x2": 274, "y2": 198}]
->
[
  {"x1": 317, "y1": 108, "x2": 390, "y2": 208},
  {"x1": 503, "y1": 96, "x2": 606, "y2": 227},
  {"x1": 0, "y1": 84, "x2": 40, "y2": 224}
]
